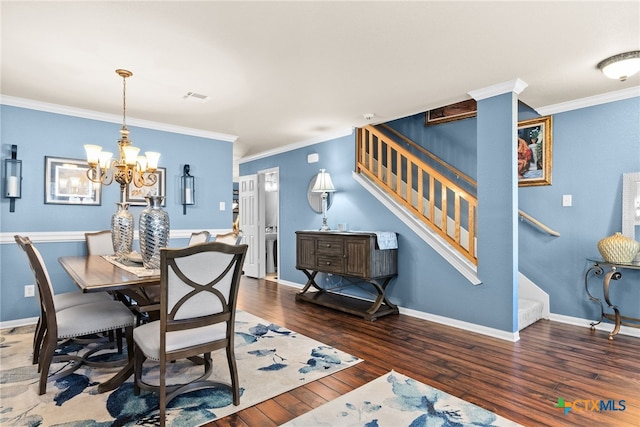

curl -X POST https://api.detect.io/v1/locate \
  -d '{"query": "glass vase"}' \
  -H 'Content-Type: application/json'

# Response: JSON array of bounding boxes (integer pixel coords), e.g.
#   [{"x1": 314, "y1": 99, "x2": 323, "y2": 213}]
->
[
  {"x1": 139, "y1": 196, "x2": 170, "y2": 269},
  {"x1": 111, "y1": 202, "x2": 134, "y2": 261}
]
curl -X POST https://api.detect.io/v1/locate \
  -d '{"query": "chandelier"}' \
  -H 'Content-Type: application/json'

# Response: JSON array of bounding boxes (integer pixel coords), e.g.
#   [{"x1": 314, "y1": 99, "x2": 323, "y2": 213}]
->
[{"x1": 85, "y1": 69, "x2": 160, "y2": 198}]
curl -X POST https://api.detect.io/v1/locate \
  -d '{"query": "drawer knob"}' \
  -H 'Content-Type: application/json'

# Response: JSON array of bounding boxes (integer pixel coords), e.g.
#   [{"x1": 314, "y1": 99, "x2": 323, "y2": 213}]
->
[
  {"x1": 326, "y1": 261, "x2": 331, "y2": 265},
  {"x1": 325, "y1": 244, "x2": 331, "y2": 248}
]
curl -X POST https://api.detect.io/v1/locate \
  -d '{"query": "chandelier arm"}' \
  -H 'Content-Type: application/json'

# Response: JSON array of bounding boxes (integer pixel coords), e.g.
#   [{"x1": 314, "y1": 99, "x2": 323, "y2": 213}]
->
[
  {"x1": 101, "y1": 161, "x2": 116, "y2": 186},
  {"x1": 86, "y1": 162, "x2": 115, "y2": 186},
  {"x1": 132, "y1": 169, "x2": 146, "y2": 188},
  {"x1": 144, "y1": 172, "x2": 158, "y2": 187}
]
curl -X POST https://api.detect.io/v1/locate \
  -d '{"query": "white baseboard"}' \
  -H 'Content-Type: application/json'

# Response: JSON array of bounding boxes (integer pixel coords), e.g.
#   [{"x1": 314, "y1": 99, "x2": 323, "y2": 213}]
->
[
  {"x1": 550, "y1": 313, "x2": 640, "y2": 338},
  {"x1": 399, "y1": 306, "x2": 520, "y2": 342},
  {"x1": 0, "y1": 316, "x2": 38, "y2": 329}
]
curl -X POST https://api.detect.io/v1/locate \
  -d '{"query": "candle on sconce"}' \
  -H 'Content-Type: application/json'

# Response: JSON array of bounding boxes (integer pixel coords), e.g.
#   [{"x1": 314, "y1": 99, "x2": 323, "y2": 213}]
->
[
  {"x1": 185, "y1": 188, "x2": 193, "y2": 204},
  {"x1": 6, "y1": 176, "x2": 19, "y2": 197}
]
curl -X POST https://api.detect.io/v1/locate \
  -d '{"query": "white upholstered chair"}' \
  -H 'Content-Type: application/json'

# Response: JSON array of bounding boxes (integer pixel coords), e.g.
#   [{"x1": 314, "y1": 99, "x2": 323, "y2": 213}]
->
[
  {"x1": 213, "y1": 231, "x2": 243, "y2": 245},
  {"x1": 85, "y1": 230, "x2": 114, "y2": 256},
  {"x1": 15, "y1": 235, "x2": 115, "y2": 365},
  {"x1": 15, "y1": 235, "x2": 136, "y2": 395},
  {"x1": 187, "y1": 230, "x2": 210, "y2": 246},
  {"x1": 133, "y1": 241, "x2": 248, "y2": 426}
]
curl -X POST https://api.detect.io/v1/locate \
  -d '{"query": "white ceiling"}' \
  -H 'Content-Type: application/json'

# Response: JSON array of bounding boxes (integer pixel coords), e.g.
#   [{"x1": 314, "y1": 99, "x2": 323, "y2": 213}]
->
[{"x1": 2, "y1": 1, "x2": 639, "y2": 167}]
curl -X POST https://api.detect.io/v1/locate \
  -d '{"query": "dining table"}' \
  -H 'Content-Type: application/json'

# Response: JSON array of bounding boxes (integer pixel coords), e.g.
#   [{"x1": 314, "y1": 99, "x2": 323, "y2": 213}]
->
[{"x1": 58, "y1": 254, "x2": 161, "y2": 393}]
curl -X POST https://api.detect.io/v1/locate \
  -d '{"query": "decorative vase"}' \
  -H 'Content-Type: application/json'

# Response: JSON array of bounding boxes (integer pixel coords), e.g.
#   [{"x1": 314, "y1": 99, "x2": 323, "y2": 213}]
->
[
  {"x1": 597, "y1": 232, "x2": 640, "y2": 264},
  {"x1": 111, "y1": 202, "x2": 134, "y2": 261},
  {"x1": 139, "y1": 196, "x2": 170, "y2": 269}
]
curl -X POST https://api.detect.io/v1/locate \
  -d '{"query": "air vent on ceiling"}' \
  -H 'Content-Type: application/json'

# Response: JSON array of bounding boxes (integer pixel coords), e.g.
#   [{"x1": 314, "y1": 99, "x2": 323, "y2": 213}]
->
[{"x1": 183, "y1": 91, "x2": 210, "y2": 103}]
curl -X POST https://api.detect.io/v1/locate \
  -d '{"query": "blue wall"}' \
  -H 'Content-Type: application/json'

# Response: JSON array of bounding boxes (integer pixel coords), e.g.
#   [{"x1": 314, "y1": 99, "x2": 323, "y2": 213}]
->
[
  {"x1": 240, "y1": 96, "x2": 640, "y2": 332},
  {"x1": 1, "y1": 105, "x2": 234, "y2": 322},
  {"x1": 518, "y1": 98, "x2": 640, "y2": 320}
]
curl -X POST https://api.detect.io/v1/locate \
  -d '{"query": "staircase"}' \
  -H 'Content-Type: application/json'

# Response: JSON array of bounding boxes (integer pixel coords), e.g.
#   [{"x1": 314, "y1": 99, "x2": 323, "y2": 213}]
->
[{"x1": 355, "y1": 125, "x2": 549, "y2": 331}]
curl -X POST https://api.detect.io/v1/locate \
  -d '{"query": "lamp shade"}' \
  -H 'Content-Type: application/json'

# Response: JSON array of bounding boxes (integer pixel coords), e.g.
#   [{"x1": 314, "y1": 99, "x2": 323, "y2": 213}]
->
[
  {"x1": 312, "y1": 169, "x2": 336, "y2": 193},
  {"x1": 598, "y1": 51, "x2": 640, "y2": 81}
]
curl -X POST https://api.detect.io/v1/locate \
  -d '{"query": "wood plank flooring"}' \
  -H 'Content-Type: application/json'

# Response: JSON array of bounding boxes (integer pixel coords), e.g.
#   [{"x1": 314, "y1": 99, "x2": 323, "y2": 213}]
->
[{"x1": 207, "y1": 277, "x2": 640, "y2": 427}]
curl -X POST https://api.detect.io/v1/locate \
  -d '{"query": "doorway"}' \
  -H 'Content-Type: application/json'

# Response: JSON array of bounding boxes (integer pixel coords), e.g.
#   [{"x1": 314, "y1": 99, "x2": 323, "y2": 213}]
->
[{"x1": 261, "y1": 168, "x2": 279, "y2": 281}]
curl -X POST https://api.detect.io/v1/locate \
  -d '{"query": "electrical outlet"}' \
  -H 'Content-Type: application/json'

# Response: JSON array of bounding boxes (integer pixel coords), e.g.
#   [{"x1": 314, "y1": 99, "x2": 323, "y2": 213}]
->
[{"x1": 24, "y1": 284, "x2": 35, "y2": 298}]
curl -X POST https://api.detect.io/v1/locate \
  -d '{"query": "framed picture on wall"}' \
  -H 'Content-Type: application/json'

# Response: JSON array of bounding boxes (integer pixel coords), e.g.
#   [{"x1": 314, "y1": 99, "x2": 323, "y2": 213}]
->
[
  {"x1": 44, "y1": 156, "x2": 102, "y2": 205},
  {"x1": 425, "y1": 99, "x2": 477, "y2": 126},
  {"x1": 517, "y1": 116, "x2": 552, "y2": 187},
  {"x1": 125, "y1": 167, "x2": 166, "y2": 206}
]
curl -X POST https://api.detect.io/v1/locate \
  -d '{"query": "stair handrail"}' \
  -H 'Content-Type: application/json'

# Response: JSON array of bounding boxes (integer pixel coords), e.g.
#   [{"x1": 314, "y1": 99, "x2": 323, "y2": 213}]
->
[
  {"x1": 376, "y1": 124, "x2": 477, "y2": 190},
  {"x1": 357, "y1": 126, "x2": 477, "y2": 264},
  {"x1": 518, "y1": 209, "x2": 560, "y2": 236}
]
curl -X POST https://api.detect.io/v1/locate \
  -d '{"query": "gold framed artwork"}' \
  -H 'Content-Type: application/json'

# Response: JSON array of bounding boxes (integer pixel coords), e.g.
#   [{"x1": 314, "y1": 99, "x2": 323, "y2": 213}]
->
[
  {"x1": 44, "y1": 156, "x2": 102, "y2": 205},
  {"x1": 425, "y1": 99, "x2": 477, "y2": 126},
  {"x1": 517, "y1": 116, "x2": 553, "y2": 187},
  {"x1": 125, "y1": 167, "x2": 166, "y2": 206}
]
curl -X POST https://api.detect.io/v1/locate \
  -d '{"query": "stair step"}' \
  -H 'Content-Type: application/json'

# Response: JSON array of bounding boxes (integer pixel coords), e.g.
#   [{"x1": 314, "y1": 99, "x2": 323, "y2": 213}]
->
[{"x1": 519, "y1": 298, "x2": 544, "y2": 331}]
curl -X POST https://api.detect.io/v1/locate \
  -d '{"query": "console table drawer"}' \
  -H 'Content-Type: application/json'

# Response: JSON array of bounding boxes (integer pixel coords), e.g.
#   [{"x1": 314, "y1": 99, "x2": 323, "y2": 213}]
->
[
  {"x1": 316, "y1": 255, "x2": 344, "y2": 274},
  {"x1": 315, "y1": 236, "x2": 344, "y2": 256}
]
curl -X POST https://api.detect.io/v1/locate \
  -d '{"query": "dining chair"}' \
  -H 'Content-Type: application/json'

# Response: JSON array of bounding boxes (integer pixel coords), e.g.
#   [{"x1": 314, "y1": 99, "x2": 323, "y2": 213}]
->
[
  {"x1": 133, "y1": 241, "x2": 248, "y2": 426},
  {"x1": 15, "y1": 235, "x2": 116, "y2": 365},
  {"x1": 15, "y1": 235, "x2": 136, "y2": 395},
  {"x1": 85, "y1": 230, "x2": 114, "y2": 255},
  {"x1": 213, "y1": 230, "x2": 243, "y2": 245},
  {"x1": 187, "y1": 230, "x2": 210, "y2": 246}
]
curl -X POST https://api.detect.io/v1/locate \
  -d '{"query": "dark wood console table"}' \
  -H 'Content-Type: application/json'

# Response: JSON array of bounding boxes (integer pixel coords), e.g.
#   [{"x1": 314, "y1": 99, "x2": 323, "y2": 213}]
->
[
  {"x1": 295, "y1": 230, "x2": 398, "y2": 321},
  {"x1": 584, "y1": 258, "x2": 640, "y2": 340}
]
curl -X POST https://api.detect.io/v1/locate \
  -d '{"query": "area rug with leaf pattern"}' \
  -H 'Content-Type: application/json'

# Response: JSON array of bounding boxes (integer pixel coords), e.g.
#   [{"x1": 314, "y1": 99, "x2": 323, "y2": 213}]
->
[
  {"x1": 283, "y1": 371, "x2": 522, "y2": 427},
  {"x1": 0, "y1": 310, "x2": 361, "y2": 426}
]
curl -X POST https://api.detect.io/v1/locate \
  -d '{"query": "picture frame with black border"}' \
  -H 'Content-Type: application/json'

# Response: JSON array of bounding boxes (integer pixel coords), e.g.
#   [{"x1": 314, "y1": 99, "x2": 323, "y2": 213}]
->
[{"x1": 44, "y1": 156, "x2": 102, "y2": 205}]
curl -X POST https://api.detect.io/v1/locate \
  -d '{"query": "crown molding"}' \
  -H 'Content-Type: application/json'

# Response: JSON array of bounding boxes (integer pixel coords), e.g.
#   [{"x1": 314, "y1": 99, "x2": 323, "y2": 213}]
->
[
  {"x1": 468, "y1": 78, "x2": 528, "y2": 101},
  {"x1": 239, "y1": 127, "x2": 354, "y2": 164},
  {"x1": 0, "y1": 95, "x2": 238, "y2": 143},
  {"x1": 535, "y1": 86, "x2": 640, "y2": 116}
]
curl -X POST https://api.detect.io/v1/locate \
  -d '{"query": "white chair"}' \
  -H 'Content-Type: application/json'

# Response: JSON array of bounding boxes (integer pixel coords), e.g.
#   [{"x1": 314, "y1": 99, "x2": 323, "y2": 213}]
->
[
  {"x1": 85, "y1": 230, "x2": 114, "y2": 255},
  {"x1": 15, "y1": 235, "x2": 136, "y2": 395},
  {"x1": 187, "y1": 230, "x2": 210, "y2": 246},
  {"x1": 213, "y1": 231, "x2": 243, "y2": 245},
  {"x1": 15, "y1": 235, "x2": 115, "y2": 365},
  {"x1": 133, "y1": 241, "x2": 248, "y2": 426}
]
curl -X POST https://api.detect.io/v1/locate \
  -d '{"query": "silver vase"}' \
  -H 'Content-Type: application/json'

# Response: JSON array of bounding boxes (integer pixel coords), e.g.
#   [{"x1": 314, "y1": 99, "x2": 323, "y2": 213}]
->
[
  {"x1": 111, "y1": 202, "x2": 134, "y2": 261},
  {"x1": 139, "y1": 196, "x2": 170, "y2": 269}
]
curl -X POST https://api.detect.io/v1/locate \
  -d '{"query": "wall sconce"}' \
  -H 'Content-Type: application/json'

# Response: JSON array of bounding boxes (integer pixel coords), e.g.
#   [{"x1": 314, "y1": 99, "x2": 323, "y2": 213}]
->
[
  {"x1": 4, "y1": 145, "x2": 22, "y2": 213},
  {"x1": 311, "y1": 169, "x2": 336, "y2": 231},
  {"x1": 181, "y1": 164, "x2": 195, "y2": 215},
  {"x1": 597, "y1": 51, "x2": 640, "y2": 81}
]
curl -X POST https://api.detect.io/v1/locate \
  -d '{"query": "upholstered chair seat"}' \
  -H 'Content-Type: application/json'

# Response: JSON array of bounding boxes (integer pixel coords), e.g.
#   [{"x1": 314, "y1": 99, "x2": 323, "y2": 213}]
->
[{"x1": 134, "y1": 322, "x2": 227, "y2": 360}]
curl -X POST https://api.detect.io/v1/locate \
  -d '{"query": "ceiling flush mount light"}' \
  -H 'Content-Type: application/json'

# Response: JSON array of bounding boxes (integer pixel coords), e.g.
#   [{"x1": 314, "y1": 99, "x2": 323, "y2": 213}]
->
[
  {"x1": 85, "y1": 69, "x2": 161, "y2": 200},
  {"x1": 597, "y1": 51, "x2": 640, "y2": 81}
]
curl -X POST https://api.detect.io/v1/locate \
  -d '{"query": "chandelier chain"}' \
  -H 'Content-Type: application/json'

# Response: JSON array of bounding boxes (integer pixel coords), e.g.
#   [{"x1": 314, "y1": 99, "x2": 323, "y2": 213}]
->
[{"x1": 122, "y1": 74, "x2": 127, "y2": 128}]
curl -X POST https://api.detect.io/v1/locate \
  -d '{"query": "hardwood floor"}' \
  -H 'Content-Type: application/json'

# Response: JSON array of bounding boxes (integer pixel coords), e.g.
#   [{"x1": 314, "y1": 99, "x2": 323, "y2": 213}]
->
[{"x1": 208, "y1": 277, "x2": 640, "y2": 426}]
